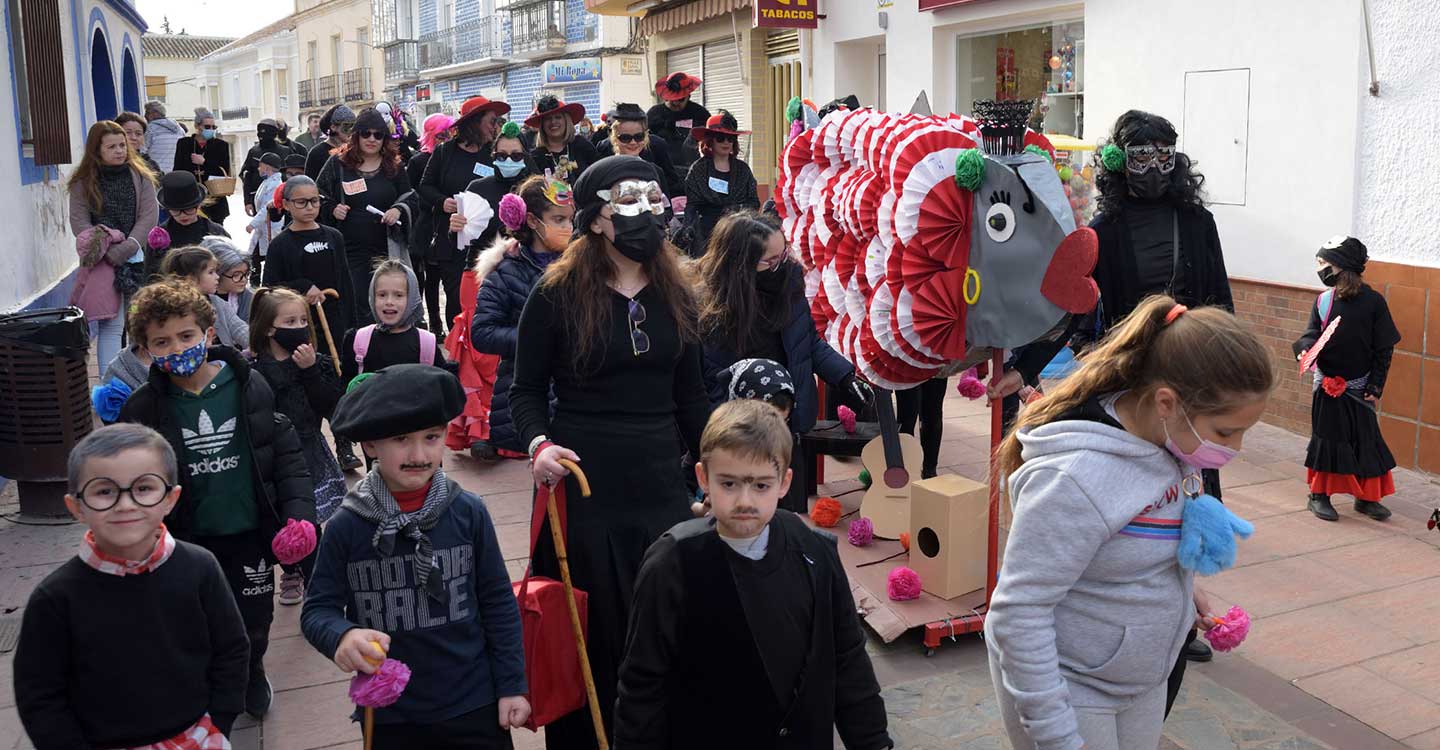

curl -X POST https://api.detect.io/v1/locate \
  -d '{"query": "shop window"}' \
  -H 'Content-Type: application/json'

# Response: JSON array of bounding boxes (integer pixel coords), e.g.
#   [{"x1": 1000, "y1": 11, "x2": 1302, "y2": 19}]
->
[
  {"x1": 955, "y1": 20, "x2": 1083, "y2": 137},
  {"x1": 7, "y1": 0, "x2": 71, "y2": 164}
]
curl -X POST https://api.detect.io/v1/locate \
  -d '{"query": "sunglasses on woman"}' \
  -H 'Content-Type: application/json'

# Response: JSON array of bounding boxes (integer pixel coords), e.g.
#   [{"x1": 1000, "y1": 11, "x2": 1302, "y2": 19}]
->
[
  {"x1": 615, "y1": 133, "x2": 646, "y2": 144},
  {"x1": 711, "y1": 134, "x2": 736, "y2": 144},
  {"x1": 357, "y1": 129, "x2": 386, "y2": 141}
]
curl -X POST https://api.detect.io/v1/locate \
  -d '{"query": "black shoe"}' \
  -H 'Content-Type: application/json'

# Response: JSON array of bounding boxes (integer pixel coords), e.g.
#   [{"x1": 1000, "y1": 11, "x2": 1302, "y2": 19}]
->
[
  {"x1": 1354, "y1": 499, "x2": 1392, "y2": 521},
  {"x1": 1183, "y1": 638, "x2": 1213, "y2": 663},
  {"x1": 1308, "y1": 493, "x2": 1339, "y2": 521},
  {"x1": 336, "y1": 442, "x2": 362, "y2": 472},
  {"x1": 470, "y1": 440, "x2": 497, "y2": 461},
  {"x1": 245, "y1": 671, "x2": 273, "y2": 719}
]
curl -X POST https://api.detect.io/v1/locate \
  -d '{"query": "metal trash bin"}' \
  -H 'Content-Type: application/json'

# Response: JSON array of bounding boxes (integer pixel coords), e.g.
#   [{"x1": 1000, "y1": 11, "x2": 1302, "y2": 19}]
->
[{"x1": 0, "y1": 307, "x2": 94, "y2": 517}]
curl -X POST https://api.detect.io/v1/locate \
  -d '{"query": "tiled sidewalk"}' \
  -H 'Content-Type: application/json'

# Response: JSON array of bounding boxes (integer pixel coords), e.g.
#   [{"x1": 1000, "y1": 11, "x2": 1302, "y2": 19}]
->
[{"x1": 0, "y1": 389, "x2": 1436, "y2": 748}]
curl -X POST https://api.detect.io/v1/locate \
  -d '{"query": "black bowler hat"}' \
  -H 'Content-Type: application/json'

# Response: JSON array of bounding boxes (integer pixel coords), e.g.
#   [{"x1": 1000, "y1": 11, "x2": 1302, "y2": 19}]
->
[
  {"x1": 284, "y1": 153, "x2": 307, "y2": 170},
  {"x1": 260, "y1": 152, "x2": 283, "y2": 170},
  {"x1": 331, "y1": 364, "x2": 466, "y2": 441},
  {"x1": 157, "y1": 170, "x2": 207, "y2": 210}
]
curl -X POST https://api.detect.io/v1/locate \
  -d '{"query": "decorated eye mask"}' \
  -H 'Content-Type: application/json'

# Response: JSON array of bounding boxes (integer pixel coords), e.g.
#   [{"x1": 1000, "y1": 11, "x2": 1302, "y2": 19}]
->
[
  {"x1": 1125, "y1": 144, "x2": 1177, "y2": 174},
  {"x1": 597, "y1": 180, "x2": 665, "y2": 217}
]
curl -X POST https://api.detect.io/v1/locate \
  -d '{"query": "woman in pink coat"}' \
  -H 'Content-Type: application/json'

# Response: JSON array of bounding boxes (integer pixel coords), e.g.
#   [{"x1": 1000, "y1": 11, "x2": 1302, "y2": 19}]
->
[{"x1": 67, "y1": 120, "x2": 158, "y2": 372}]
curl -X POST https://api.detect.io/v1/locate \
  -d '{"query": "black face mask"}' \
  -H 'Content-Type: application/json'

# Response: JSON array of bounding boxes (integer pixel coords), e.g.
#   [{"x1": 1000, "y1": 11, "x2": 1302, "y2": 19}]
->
[
  {"x1": 258, "y1": 127, "x2": 278, "y2": 145},
  {"x1": 1318, "y1": 266, "x2": 1339, "y2": 287},
  {"x1": 273, "y1": 325, "x2": 311, "y2": 353},
  {"x1": 610, "y1": 212, "x2": 665, "y2": 263},
  {"x1": 1129, "y1": 169, "x2": 1171, "y2": 200},
  {"x1": 756, "y1": 261, "x2": 789, "y2": 295}
]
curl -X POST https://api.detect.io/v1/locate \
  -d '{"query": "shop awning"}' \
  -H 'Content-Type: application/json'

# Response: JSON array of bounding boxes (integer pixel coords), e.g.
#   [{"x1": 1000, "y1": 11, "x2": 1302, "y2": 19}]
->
[{"x1": 636, "y1": 0, "x2": 752, "y2": 37}]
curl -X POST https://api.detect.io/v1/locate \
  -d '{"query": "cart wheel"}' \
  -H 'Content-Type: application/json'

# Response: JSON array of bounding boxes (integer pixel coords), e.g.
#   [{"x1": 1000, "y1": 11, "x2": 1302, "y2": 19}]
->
[{"x1": 924, "y1": 647, "x2": 936, "y2": 658}]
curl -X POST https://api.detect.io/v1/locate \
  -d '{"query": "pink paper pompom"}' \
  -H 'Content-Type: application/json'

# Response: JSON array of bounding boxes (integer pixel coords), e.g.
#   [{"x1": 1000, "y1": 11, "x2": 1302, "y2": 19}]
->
[
  {"x1": 1204, "y1": 606, "x2": 1251, "y2": 652},
  {"x1": 498, "y1": 193, "x2": 527, "y2": 232},
  {"x1": 956, "y1": 368, "x2": 986, "y2": 400},
  {"x1": 837, "y1": 405, "x2": 857, "y2": 434},
  {"x1": 349, "y1": 657, "x2": 411, "y2": 708},
  {"x1": 148, "y1": 226, "x2": 171, "y2": 251},
  {"x1": 887, "y1": 566, "x2": 922, "y2": 601},
  {"x1": 271, "y1": 518, "x2": 317, "y2": 565},
  {"x1": 848, "y1": 517, "x2": 874, "y2": 547}
]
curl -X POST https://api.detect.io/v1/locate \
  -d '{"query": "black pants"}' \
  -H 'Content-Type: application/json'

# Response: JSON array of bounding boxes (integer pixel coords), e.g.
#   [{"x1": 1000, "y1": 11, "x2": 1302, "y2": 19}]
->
[
  {"x1": 424, "y1": 262, "x2": 447, "y2": 335},
  {"x1": 200, "y1": 530, "x2": 274, "y2": 682},
  {"x1": 1165, "y1": 628, "x2": 1197, "y2": 717},
  {"x1": 348, "y1": 255, "x2": 378, "y2": 327},
  {"x1": 896, "y1": 377, "x2": 947, "y2": 478},
  {"x1": 249, "y1": 253, "x2": 264, "y2": 287},
  {"x1": 368, "y1": 702, "x2": 513, "y2": 750},
  {"x1": 436, "y1": 261, "x2": 464, "y2": 331}
]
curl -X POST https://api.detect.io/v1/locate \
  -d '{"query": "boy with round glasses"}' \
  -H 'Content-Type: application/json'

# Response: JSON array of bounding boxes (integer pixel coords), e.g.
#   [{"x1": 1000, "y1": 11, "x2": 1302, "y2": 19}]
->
[{"x1": 15, "y1": 424, "x2": 250, "y2": 749}]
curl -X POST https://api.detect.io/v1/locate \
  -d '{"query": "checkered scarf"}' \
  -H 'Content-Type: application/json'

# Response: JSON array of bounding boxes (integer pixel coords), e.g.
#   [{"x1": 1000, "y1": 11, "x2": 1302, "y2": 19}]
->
[
  {"x1": 341, "y1": 469, "x2": 456, "y2": 604},
  {"x1": 79, "y1": 524, "x2": 176, "y2": 577},
  {"x1": 125, "y1": 713, "x2": 228, "y2": 750}
]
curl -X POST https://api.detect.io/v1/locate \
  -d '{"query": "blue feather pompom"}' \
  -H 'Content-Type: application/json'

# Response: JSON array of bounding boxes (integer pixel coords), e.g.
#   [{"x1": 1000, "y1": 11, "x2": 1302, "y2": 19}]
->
[
  {"x1": 90, "y1": 378, "x2": 134, "y2": 423},
  {"x1": 1178, "y1": 493, "x2": 1254, "y2": 575}
]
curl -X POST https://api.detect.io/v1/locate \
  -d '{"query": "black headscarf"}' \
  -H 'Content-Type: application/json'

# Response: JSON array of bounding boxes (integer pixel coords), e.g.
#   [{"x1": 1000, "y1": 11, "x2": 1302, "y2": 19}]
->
[
  {"x1": 1319, "y1": 236, "x2": 1368, "y2": 274},
  {"x1": 571, "y1": 154, "x2": 664, "y2": 233},
  {"x1": 726, "y1": 358, "x2": 795, "y2": 404}
]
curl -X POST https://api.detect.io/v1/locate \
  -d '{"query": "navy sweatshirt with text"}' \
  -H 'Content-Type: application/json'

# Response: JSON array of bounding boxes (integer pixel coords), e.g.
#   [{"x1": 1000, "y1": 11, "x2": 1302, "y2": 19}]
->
[{"x1": 300, "y1": 487, "x2": 526, "y2": 724}]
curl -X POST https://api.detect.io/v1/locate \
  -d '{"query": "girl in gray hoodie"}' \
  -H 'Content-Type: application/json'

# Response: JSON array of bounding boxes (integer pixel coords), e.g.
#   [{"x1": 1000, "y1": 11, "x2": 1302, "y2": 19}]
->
[{"x1": 986, "y1": 296, "x2": 1274, "y2": 750}]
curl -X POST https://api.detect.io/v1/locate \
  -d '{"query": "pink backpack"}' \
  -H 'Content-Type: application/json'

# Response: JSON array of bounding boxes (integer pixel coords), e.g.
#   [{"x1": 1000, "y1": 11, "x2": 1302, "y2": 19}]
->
[{"x1": 353, "y1": 324, "x2": 437, "y2": 372}]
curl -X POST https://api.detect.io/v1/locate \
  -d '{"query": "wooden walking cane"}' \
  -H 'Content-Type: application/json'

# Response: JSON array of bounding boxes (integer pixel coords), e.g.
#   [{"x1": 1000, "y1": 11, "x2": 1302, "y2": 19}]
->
[
  {"x1": 312, "y1": 288, "x2": 343, "y2": 376},
  {"x1": 548, "y1": 458, "x2": 609, "y2": 750}
]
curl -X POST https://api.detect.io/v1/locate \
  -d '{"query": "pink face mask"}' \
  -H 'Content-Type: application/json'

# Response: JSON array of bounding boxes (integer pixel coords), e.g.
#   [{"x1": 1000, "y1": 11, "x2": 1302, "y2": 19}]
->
[{"x1": 1164, "y1": 407, "x2": 1239, "y2": 470}]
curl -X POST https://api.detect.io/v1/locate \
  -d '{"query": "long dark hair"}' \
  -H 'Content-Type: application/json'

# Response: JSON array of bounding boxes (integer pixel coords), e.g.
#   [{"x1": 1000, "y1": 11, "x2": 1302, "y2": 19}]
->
[
  {"x1": 1094, "y1": 110, "x2": 1206, "y2": 216},
  {"x1": 696, "y1": 210, "x2": 790, "y2": 353},
  {"x1": 334, "y1": 130, "x2": 402, "y2": 177},
  {"x1": 539, "y1": 221, "x2": 697, "y2": 373}
]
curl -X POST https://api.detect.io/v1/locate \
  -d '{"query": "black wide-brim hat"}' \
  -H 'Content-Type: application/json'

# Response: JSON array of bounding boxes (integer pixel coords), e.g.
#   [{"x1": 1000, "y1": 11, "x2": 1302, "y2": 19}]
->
[
  {"x1": 607, "y1": 102, "x2": 647, "y2": 123},
  {"x1": 331, "y1": 363, "x2": 466, "y2": 441},
  {"x1": 157, "y1": 170, "x2": 207, "y2": 210},
  {"x1": 525, "y1": 95, "x2": 585, "y2": 129}
]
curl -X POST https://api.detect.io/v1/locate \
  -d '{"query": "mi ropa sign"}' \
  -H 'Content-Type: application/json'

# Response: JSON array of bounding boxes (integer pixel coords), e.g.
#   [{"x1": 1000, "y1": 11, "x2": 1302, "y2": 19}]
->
[{"x1": 753, "y1": 0, "x2": 818, "y2": 29}]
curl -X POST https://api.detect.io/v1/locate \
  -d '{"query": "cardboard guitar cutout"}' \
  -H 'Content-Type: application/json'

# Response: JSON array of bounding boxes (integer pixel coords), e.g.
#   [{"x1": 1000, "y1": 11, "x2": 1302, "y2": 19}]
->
[{"x1": 859, "y1": 389, "x2": 923, "y2": 539}]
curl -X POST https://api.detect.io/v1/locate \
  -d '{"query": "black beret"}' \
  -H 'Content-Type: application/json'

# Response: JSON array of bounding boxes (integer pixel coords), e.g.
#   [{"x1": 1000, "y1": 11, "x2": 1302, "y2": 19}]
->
[{"x1": 331, "y1": 364, "x2": 465, "y2": 441}]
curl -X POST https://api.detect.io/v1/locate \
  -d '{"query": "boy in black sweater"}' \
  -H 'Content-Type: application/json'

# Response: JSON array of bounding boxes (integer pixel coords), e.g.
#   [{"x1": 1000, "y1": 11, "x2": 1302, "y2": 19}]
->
[
  {"x1": 614, "y1": 400, "x2": 893, "y2": 750},
  {"x1": 15, "y1": 424, "x2": 250, "y2": 749},
  {"x1": 118, "y1": 279, "x2": 318, "y2": 721},
  {"x1": 302, "y1": 365, "x2": 528, "y2": 748}
]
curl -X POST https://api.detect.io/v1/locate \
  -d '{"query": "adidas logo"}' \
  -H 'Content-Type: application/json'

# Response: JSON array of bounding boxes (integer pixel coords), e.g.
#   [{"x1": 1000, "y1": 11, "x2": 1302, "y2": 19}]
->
[
  {"x1": 182, "y1": 410, "x2": 237, "y2": 457},
  {"x1": 244, "y1": 559, "x2": 272, "y2": 585}
]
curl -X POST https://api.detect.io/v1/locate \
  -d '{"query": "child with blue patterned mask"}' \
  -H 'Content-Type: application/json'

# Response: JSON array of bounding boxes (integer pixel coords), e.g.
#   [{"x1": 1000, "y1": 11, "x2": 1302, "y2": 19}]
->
[{"x1": 130, "y1": 280, "x2": 218, "y2": 384}]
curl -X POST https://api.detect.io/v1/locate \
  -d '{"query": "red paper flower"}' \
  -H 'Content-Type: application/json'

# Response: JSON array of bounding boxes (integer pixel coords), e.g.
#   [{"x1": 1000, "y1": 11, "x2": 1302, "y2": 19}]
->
[
  {"x1": 1322, "y1": 375, "x2": 1347, "y2": 398},
  {"x1": 837, "y1": 405, "x2": 857, "y2": 434},
  {"x1": 887, "y1": 566, "x2": 922, "y2": 601},
  {"x1": 349, "y1": 657, "x2": 411, "y2": 708},
  {"x1": 809, "y1": 497, "x2": 843, "y2": 528},
  {"x1": 899, "y1": 532, "x2": 911, "y2": 552},
  {"x1": 848, "y1": 517, "x2": 874, "y2": 547},
  {"x1": 271, "y1": 518, "x2": 317, "y2": 565},
  {"x1": 1203, "y1": 606, "x2": 1251, "y2": 652},
  {"x1": 956, "y1": 368, "x2": 986, "y2": 400}
]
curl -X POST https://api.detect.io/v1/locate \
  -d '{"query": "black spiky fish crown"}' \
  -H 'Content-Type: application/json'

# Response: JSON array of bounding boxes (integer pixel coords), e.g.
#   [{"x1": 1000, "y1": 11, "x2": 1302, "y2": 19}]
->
[{"x1": 973, "y1": 99, "x2": 1035, "y2": 156}]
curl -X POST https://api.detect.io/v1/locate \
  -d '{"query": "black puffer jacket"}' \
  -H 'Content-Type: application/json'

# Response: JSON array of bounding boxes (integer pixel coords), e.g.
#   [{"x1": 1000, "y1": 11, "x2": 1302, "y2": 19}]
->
[
  {"x1": 249, "y1": 353, "x2": 343, "y2": 439},
  {"x1": 470, "y1": 246, "x2": 548, "y2": 452},
  {"x1": 118, "y1": 346, "x2": 316, "y2": 553}
]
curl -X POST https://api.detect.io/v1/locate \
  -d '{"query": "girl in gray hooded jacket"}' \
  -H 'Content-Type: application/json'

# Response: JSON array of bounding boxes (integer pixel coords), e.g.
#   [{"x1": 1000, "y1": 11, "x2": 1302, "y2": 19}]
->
[{"x1": 986, "y1": 296, "x2": 1274, "y2": 750}]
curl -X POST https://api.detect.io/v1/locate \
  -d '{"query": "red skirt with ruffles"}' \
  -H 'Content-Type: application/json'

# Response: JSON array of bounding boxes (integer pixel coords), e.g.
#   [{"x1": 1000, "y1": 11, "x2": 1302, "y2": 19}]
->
[{"x1": 1307, "y1": 469, "x2": 1395, "y2": 502}]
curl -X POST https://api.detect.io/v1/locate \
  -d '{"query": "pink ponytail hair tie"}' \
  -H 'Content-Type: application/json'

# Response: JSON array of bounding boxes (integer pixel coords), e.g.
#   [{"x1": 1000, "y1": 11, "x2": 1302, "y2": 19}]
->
[{"x1": 1164, "y1": 304, "x2": 1188, "y2": 325}]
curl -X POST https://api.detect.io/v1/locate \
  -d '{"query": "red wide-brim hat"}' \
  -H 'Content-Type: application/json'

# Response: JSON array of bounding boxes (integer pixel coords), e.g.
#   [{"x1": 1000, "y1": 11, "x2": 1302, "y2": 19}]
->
[
  {"x1": 655, "y1": 72, "x2": 702, "y2": 102},
  {"x1": 524, "y1": 100, "x2": 586, "y2": 129},
  {"x1": 690, "y1": 112, "x2": 750, "y2": 142},
  {"x1": 455, "y1": 96, "x2": 511, "y2": 129}
]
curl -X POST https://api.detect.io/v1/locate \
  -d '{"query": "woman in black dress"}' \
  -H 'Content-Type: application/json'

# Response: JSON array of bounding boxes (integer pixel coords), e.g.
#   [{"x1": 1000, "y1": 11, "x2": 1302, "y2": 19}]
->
[
  {"x1": 172, "y1": 107, "x2": 232, "y2": 225},
  {"x1": 695, "y1": 210, "x2": 862, "y2": 513},
  {"x1": 682, "y1": 111, "x2": 759, "y2": 256},
  {"x1": 419, "y1": 95, "x2": 509, "y2": 333},
  {"x1": 526, "y1": 94, "x2": 597, "y2": 184},
  {"x1": 407, "y1": 112, "x2": 454, "y2": 331},
  {"x1": 317, "y1": 107, "x2": 412, "y2": 326},
  {"x1": 512, "y1": 155, "x2": 709, "y2": 749},
  {"x1": 1293, "y1": 236, "x2": 1400, "y2": 522}
]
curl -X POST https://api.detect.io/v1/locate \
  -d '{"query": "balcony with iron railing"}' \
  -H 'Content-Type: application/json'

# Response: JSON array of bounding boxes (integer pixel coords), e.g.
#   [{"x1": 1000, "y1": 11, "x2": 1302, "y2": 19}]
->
[
  {"x1": 510, "y1": 0, "x2": 567, "y2": 59},
  {"x1": 298, "y1": 79, "x2": 316, "y2": 109},
  {"x1": 419, "y1": 16, "x2": 504, "y2": 72},
  {"x1": 343, "y1": 67, "x2": 373, "y2": 102},
  {"x1": 316, "y1": 74, "x2": 340, "y2": 106},
  {"x1": 383, "y1": 40, "x2": 419, "y2": 86},
  {"x1": 220, "y1": 106, "x2": 250, "y2": 121}
]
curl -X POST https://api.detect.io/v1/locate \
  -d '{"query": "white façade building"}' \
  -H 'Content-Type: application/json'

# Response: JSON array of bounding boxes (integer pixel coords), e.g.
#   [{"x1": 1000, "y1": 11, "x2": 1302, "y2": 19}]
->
[{"x1": 1, "y1": 0, "x2": 150, "y2": 312}]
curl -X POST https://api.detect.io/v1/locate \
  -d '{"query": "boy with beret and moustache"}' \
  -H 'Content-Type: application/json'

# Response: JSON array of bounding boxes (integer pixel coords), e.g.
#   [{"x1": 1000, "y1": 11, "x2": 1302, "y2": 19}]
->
[
  {"x1": 301, "y1": 364, "x2": 529, "y2": 748},
  {"x1": 614, "y1": 399, "x2": 893, "y2": 750}
]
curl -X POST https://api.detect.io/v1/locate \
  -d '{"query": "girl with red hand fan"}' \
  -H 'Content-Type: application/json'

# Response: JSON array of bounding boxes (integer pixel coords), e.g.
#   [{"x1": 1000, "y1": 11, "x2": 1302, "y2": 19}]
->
[{"x1": 1293, "y1": 236, "x2": 1400, "y2": 522}]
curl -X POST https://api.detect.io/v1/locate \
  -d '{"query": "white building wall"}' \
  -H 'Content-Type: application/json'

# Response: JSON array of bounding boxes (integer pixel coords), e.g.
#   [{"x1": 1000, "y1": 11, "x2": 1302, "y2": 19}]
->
[
  {"x1": 1, "y1": 0, "x2": 146, "y2": 311},
  {"x1": 144, "y1": 57, "x2": 208, "y2": 129},
  {"x1": 1353, "y1": 0, "x2": 1440, "y2": 269},
  {"x1": 807, "y1": 0, "x2": 1393, "y2": 289}
]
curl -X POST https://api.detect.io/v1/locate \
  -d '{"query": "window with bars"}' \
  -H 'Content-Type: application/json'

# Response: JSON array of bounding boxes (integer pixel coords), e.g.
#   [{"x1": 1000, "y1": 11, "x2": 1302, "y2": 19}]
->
[{"x1": 7, "y1": 0, "x2": 71, "y2": 164}]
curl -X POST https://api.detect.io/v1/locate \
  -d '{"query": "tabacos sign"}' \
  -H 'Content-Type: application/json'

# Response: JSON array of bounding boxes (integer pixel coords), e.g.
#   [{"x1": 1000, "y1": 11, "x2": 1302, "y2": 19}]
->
[{"x1": 753, "y1": 0, "x2": 818, "y2": 29}]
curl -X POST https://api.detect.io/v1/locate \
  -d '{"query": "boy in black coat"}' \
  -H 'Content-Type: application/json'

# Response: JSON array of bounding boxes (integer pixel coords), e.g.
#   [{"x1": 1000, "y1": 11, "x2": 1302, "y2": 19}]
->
[
  {"x1": 614, "y1": 400, "x2": 892, "y2": 750},
  {"x1": 118, "y1": 279, "x2": 317, "y2": 721}
]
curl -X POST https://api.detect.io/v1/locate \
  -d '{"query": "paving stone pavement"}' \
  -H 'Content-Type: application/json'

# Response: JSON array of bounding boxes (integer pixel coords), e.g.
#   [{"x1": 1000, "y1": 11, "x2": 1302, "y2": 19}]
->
[{"x1": 0, "y1": 381, "x2": 1436, "y2": 748}]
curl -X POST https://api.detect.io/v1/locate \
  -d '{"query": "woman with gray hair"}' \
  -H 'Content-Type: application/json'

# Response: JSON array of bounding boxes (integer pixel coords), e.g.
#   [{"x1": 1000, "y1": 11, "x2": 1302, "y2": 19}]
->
[
  {"x1": 143, "y1": 101, "x2": 185, "y2": 177},
  {"x1": 172, "y1": 107, "x2": 232, "y2": 224}
]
